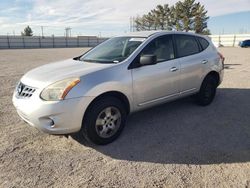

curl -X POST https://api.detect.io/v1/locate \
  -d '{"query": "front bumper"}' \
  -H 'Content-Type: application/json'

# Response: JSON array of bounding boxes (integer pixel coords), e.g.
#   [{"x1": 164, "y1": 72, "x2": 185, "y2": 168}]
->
[{"x1": 12, "y1": 92, "x2": 94, "y2": 134}]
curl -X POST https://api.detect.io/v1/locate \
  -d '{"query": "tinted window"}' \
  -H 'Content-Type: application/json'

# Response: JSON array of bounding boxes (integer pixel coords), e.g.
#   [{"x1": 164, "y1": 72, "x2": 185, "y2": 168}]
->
[
  {"x1": 175, "y1": 35, "x2": 200, "y2": 57},
  {"x1": 198, "y1": 37, "x2": 209, "y2": 50},
  {"x1": 141, "y1": 35, "x2": 175, "y2": 62},
  {"x1": 245, "y1": 40, "x2": 250, "y2": 45}
]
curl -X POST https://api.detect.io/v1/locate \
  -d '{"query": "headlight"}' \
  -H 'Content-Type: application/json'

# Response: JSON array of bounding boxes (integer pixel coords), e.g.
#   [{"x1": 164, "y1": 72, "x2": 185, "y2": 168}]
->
[{"x1": 40, "y1": 78, "x2": 80, "y2": 101}]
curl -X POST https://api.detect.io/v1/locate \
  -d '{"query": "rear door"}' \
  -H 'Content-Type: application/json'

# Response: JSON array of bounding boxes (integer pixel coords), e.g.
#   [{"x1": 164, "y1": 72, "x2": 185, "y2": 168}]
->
[{"x1": 174, "y1": 34, "x2": 207, "y2": 94}]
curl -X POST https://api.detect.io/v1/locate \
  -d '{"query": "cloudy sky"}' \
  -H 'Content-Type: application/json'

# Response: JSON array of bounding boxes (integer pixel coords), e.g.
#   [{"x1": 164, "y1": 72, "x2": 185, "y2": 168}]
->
[{"x1": 0, "y1": 0, "x2": 250, "y2": 36}]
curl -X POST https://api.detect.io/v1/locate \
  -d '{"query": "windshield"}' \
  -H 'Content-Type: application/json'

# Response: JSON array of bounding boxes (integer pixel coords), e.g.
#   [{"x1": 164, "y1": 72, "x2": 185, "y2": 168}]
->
[{"x1": 80, "y1": 37, "x2": 146, "y2": 63}]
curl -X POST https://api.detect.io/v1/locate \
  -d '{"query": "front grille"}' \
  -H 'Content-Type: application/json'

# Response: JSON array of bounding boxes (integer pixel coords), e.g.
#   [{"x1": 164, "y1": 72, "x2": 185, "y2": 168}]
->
[{"x1": 16, "y1": 82, "x2": 36, "y2": 98}]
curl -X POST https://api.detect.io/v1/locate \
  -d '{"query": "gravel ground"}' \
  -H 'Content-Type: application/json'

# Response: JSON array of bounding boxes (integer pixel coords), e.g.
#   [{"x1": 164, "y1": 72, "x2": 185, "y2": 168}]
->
[{"x1": 0, "y1": 47, "x2": 249, "y2": 188}]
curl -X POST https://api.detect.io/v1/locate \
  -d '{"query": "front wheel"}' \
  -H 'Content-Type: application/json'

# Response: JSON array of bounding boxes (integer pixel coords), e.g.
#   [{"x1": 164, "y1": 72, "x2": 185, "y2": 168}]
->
[
  {"x1": 80, "y1": 96, "x2": 127, "y2": 145},
  {"x1": 195, "y1": 76, "x2": 217, "y2": 106}
]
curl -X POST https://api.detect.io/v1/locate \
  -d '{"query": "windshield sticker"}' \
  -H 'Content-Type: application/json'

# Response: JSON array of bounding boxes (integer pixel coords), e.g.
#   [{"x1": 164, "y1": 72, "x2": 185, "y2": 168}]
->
[{"x1": 129, "y1": 38, "x2": 146, "y2": 42}]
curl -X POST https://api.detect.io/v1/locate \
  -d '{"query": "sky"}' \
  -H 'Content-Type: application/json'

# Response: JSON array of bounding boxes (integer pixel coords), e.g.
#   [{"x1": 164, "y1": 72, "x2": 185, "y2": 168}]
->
[
  {"x1": 208, "y1": 11, "x2": 250, "y2": 34},
  {"x1": 0, "y1": 0, "x2": 250, "y2": 37}
]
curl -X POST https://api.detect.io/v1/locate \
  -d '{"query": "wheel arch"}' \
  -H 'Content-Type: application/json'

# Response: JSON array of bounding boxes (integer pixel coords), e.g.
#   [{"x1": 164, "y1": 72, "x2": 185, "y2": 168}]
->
[
  {"x1": 205, "y1": 71, "x2": 220, "y2": 86},
  {"x1": 83, "y1": 91, "x2": 131, "y2": 119},
  {"x1": 200, "y1": 71, "x2": 220, "y2": 89}
]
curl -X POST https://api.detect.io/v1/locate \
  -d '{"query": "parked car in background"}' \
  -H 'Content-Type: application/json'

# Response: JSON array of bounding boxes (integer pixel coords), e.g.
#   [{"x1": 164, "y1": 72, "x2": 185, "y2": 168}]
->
[
  {"x1": 239, "y1": 40, "x2": 250, "y2": 47},
  {"x1": 13, "y1": 31, "x2": 225, "y2": 145}
]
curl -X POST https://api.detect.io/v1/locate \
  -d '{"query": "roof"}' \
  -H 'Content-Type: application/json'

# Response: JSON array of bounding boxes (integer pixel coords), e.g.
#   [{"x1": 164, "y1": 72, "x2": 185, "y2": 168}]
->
[
  {"x1": 125, "y1": 30, "x2": 167, "y2": 37},
  {"x1": 122, "y1": 30, "x2": 205, "y2": 38}
]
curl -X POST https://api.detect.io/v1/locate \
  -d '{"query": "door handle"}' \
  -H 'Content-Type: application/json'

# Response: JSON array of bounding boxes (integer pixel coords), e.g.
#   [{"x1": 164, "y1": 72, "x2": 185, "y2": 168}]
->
[
  {"x1": 202, "y1": 60, "x2": 208, "y2": 64},
  {"x1": 170, "y1": 67, "x2": 178, "y2": 72}
]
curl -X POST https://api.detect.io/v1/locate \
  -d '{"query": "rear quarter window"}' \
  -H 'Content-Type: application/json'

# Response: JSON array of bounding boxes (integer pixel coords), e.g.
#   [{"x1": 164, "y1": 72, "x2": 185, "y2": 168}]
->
[{"x1": 198, "y1": 37, "x2": 209, "y2": 50}]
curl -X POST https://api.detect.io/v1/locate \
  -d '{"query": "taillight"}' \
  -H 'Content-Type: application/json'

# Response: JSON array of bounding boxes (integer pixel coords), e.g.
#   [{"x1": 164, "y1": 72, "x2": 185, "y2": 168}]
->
[{"x1": 218, "y1": 52, "x2": 225, "y2": 69}]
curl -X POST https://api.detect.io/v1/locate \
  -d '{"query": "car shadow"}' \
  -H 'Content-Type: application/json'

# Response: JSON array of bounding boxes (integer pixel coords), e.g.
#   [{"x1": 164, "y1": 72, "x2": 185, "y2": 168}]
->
[
  {"x1": 71, "y1": 88, "x2": 250, "y2": 165},
  {"x1": 224, "y1": 64, "x2": 241, "y2": 69}
]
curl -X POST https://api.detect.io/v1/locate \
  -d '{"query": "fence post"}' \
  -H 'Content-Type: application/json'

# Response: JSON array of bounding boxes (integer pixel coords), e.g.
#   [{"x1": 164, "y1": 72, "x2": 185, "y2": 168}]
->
[
  {"x1": 233, "y1": 35, "x2": 236, "y2": 47},
  {"x1": 66, "y1": 36, "x2": 68, "y2": 47},
  {"x1": 39, "y1": 36, "x2": 41, "y2": 48},
  {"x1": 52, "y1": 35, "x2": 55, "y2": 48},
  {"x1": 7, "y1": 35, "x2": 10, "y2": 49},
  {"x1": 87, "y1": 37, "x2": 90, "y2": 47},
  {"x1": 77, "y1": 36, "x2": 79, "y2": 47},
  {"x1": 218, "y1": 35, "x2": 221, "y2": 46},
  {"x1": 22, "y1": 36, "x2": 25, "y2": 48}
]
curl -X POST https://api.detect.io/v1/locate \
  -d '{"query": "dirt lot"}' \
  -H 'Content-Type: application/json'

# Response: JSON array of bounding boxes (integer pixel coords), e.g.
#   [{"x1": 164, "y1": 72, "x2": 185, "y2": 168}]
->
[{"x1": 0, "y1": 47, "x2": 249, "y2": 188}]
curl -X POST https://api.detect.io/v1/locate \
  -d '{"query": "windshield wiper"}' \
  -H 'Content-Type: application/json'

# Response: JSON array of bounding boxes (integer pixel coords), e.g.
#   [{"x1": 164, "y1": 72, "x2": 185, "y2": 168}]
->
[
  {"x1": 82, "y1": 59, "x2": 99, "y2": 63},
  {"x1": 73, "y1": 55, "x2": 82, "y2": 61},
  {"x1": 82, "y1": 59, "x2": 115, "y2": 64}
]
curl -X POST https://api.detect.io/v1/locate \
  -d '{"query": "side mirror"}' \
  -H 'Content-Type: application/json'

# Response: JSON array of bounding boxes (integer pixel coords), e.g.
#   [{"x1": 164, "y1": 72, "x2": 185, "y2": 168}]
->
[{"x1": 139, "y1": 55, "x2": 157, "y2": 66}]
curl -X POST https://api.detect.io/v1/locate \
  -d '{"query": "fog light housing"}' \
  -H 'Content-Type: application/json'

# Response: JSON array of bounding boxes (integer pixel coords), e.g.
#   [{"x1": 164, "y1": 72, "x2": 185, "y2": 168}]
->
[{"x1": 49, "y1": 118, "x2": 55, "y2": 128}]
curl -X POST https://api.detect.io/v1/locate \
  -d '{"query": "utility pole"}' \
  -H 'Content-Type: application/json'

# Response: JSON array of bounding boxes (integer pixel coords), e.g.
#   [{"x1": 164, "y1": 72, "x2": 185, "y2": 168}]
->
[
  {"x1": 129, "y1": 17, "x2": 132, "y2": 32},
  {"x1": 129, "y1": 17, "x2": 135, "y2": 32},
  {"x1": 65, "y1": 27, "x2": 72, "y2": 37},
  {"x1": 131, "y1": 17, "x2": 135, "y2": 32},
  {"x1": 41, "y1": 26, "x2": 44, "y2": 38}
]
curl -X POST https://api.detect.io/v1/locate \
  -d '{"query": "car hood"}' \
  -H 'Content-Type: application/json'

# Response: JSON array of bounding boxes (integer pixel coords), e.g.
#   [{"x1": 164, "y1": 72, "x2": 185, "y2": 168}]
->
[{"x1": 21, "y1": 59, "x2": 113, "y2": 88}]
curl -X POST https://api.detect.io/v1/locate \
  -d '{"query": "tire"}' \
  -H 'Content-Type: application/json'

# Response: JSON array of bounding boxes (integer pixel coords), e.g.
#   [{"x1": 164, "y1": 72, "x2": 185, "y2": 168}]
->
[
  {"x1": 80, "y1": 96, "x2": 127, "y2": 145},
  {"x1": 196, "y1": 75, "x2": 217, "y2": 106}
]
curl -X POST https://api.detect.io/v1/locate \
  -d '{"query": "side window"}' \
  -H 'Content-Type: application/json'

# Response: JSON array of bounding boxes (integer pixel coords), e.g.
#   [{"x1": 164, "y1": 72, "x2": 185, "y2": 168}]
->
[
  {"x1": 198, "y1": 37, "x2": 209, "y2": 50},
  {"x1": 175, "y1": 35, "x2": 200, "y2": 57},
  {"x1": 141, "y1": 35, "x2": 175, "y2": 62}
]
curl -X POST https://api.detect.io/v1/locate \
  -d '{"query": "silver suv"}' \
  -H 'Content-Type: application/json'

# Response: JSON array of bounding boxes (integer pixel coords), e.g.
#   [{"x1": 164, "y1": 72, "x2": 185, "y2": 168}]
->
[{"x1": 13, "y1": 31, "x2": 224, "y2": 145}]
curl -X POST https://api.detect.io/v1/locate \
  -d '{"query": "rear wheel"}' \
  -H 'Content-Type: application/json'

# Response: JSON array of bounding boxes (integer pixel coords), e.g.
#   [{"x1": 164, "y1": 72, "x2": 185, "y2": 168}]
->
[
  {"x1": 196, "y1": 75, "x2": 217, "y2": 106},
  {"x1": 80, "y1": 96, "x2": 127, "y2": 145}
]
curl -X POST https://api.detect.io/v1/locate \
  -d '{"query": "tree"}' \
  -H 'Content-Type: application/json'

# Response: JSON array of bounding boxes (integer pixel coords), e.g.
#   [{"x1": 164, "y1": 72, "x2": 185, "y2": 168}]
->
[
  {"x1": 135, "y1": 5, "x2": 172, "y2": 31},
  {"x1": 152, "y1": 5, "x2": 172, "y2": 30},
  {"x1": 21, "y1": 26, "x2": 33, "y2": 36},
  {"x1": 134, "y1": 0, "x2": 210, "y2": 34},
  {"x1": 170, "y1": 4, "x2": 183, "y2": 31},
  {"x1": 135, "y1": 13, "x2": 156, "y2": 31},
  {"x1": 175, "y1": 0, "x2": 198, "y2": 32},
  {"x1": 193, "y1": 3, "x2": 210, "y2": 34}
]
